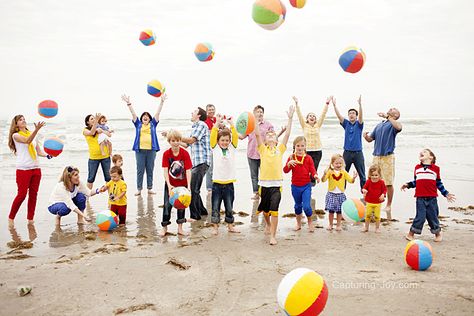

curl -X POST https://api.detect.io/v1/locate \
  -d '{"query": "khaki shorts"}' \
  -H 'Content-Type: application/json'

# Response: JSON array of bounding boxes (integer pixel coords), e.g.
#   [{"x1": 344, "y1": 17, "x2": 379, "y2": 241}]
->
[{"x1": 373, "y1": 154, "x2": 395, "y2": 186}]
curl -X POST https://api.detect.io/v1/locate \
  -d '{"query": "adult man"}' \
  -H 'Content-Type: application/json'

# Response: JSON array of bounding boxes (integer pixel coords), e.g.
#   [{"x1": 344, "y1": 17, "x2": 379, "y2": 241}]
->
[{"x1": 204, "y1": 104, "x2": 216, "y2": 196}]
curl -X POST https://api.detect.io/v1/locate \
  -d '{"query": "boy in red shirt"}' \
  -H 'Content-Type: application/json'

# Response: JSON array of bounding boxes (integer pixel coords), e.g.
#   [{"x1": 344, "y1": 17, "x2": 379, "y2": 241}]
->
[{"x1": 362, "y1": 164, "x2": 387, "y2": 233}]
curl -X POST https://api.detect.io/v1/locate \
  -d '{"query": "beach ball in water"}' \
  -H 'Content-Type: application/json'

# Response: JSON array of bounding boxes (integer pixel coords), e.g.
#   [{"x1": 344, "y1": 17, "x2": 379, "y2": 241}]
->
[
  {"x1": 277, "y1": 267, "x2": 328, "y2": 315},
  {"x1": 252, "y1": 0, "x2": 286, "y2": 31},
  {"x1": 169, "y1": 187, "x2": 191, "y2": 209},
  {"x1": 96, "y1": 211, "x2": 119, "y2": 231},
  {"x1": 38, "y1": 100, "x2": 58, "y2": 118},
  {"x1": 147, "y1": 80, "x2": 165, "y2": 97},
  {"x1": 341, "y1": 198, "x2": 365, "y2": 222},
  {"x1": 339, "y1": 47, "x2": 366, "y2": 73},
  {"x1": 139, "y1": 29, "x2": 156, "y2": 46},
  {"x1": 289, "y1": 0, "x2": 306, "y2": 9},
  {"x1": 194, "y1": 43, "x2": 214, "y2": 62},
  {"x1": 43, "y1": 137, "x2": 64, "y2": 157},
  {"x1": 236, "y1": 112, "x2": 256, "y2": 136},
  {"x1": 405, "y1": 240, "x2": 433, "y2": 271}
]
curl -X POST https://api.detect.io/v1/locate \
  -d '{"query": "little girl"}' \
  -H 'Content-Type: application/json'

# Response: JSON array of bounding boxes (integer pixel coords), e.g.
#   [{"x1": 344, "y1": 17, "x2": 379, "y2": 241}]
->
[
  {"x1": 401, "y1": 148, "x2": 455, "y2": 242},
  {"x1": 101, "y1": 166, "x2": 127, "y2": 225},
  {"x1": 48, "y1": 166, "x2": 100, "y2": 226},
  {"x1": 362, "y1": 164, "x2": 387, "y2": 233},
  {"x1": 97, "y1": 115, "x2": 113, "y2": 156},
  {"x1": 321, "y1": 154, "x2": 357, "y2": 231},
  {"x1": 283, "y1": 136, "x2": 318, "y2": 232}
]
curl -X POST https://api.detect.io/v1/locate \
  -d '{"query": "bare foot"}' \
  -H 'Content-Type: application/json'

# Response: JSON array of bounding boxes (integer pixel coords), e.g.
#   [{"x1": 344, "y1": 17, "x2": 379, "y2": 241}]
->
[
  {"x1": 264, "y1": 226, "x2": 270, "y2": 235},
  {"x1": 336, "y1": 226, "x2": 342, "y2": 231},
  {"x1": 269, "y1": 237, "x2": 277, "y2": 245},
  {"x1": 375, "y1": 228, "x2": 381, "y2": 233},
  {"x1": 326, "y1": 226, "x2": 333, "y2": 231},
  {"x1": 147, "y1": 189, "x2": 156, "y2": 195},
  {"x1": 159, "y1": 228, "x2": 168, "y2": 237},
  {"x1": 293, "y1": 225, "x2": 302, "y2": 232},
  {"x1": 308, "y1": 226, "x2": 315, "y2": 233},
  {"x1": 187, "y1": 218, "x2": 196, "y2": 223},
  {"x1": 8, "y1": 219, "x2": 14, "y2": 228},
  {"x1": 228, "y1": 225, "x2": 240, "y2": 233},
  {"x1": 405, "y1": 234, "x2": 414, "y2": 241},
  {"x1": 84, "y1": 216, "x2": 91, "y2": 222},
  {"x1": 361, "y1": 228, "x2": 368, "y2": 233},
  {"x1": 212, "y1": 227, "x2": 218, "y2": 235},
  {"x1": 77, "y1": 219, "x2": 86, "y2": 225},
  {"x1": 434, "y1": 234, "x2": 442, "y2": 242},
  {"x1": 134, "y1": 191, "x2": 142, "y2": 196}
]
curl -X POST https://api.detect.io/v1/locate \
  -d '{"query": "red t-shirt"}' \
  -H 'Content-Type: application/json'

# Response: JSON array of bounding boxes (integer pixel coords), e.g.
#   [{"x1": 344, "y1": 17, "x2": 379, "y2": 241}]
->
[
  {"x1": 162, "y1": 147, "x2": 192, "y2": 187},
  {"x1": 283, "y1": 154, "x2": 317, "y2": 186},
  {"x1": 363, "y1": 179, "x2": 387, "y2": 204},
  {"x1": 204, "y1": 117, "x2": 216, "y2": 130}
]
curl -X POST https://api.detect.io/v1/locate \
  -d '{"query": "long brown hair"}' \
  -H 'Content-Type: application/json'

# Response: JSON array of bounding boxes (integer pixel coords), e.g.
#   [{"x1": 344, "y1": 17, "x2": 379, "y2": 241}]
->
[
  {"x1": 8, "y1": 115, "x2": 27, "y2": 154},
  {"x1": 60, "y1": 166, "x2": 79, "y2": 190}
]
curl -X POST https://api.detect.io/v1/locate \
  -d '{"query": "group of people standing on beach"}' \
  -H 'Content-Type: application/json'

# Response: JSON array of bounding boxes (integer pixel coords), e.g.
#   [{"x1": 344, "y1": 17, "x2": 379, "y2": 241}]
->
[{"x1": 7, "y1": 94, "x2": 455, "y2": 245}]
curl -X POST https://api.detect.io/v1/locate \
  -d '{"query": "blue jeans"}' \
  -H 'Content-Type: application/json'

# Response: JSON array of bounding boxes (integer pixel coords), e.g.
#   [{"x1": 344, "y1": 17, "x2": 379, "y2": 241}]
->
[
  {"x1": 190, "y1": 163, "x2": 209, "y2": 220},
  {"x1": 161, "y1": 183, "x2": 186, "y2": 227},
  {"x1": 135, "y1": 150, "x2": 157, "y2": 190},
  {"x1": 205, "y1": 154, "x2": 213, "y2": 191},
  {"x1": 343, "y1": 150, "x2": 366, "y2": 190},
  {"x1": 291, "y1": 183, "x2": 312, "y2": 217},
  {"x1": 87, "y1": 158, "x2": 111, "y2": 184},
  {"x1": 211, "y1": 183, "x2": 235, "y2": 224},
  {"x1": 48, "y1": 192, "x2": 87, "y2": 217},
  {"x1": 247, "y1": 158, "x2": 260, "y2": 194},
  {"x1": 410, "y1": 197, "x2": 441, "y2": 234}
]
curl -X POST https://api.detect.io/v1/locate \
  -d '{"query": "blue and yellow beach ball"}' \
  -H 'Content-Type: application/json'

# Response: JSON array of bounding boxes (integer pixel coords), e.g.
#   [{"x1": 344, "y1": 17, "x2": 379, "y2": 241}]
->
[
  {"x1": 339, "y1": 47, "x2": 366, "y2": 73},
  {"x1": 289, "y1": 0, "x2": 306, "y2": 9},
  {"x1": 169, "y1": 187, "x2": 191, "y2": 209},
  {"x1": 96, "y1": 211, "x2": 119, "y2": 231},
  {"x1": 405, "y1": 240, "x2": 433, "y2": 271},
  {"x1": 139, "y1": 29, "x2": 156, "y2": 46},
  {"x1": 236, "y1": 112, "x2": 256, "y2": 136},
  {"x1": 252, "y1": 0, "x2": 286, "y2": 31},
  {"x1": 147, "y1": 80, "x2": 165, "y2": 97},
  {"x1": 38, "y1": 100, "x2": 58, "y2": 118},
  {"x1": 341, "y1": 198, "x2": 365, "y2": 222},
  {"x1": 43, "y1": 137, "x2": 64, "y2": 157},
  {"x1": 194, "y1": 43, "x2": 215, "y2": 62}
]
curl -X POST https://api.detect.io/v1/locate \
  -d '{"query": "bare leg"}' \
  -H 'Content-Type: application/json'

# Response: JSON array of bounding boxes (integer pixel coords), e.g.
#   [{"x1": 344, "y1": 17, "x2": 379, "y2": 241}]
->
[
  {"x1": 212, "y1": 223, "x2": 219, "y2": 235},
  {"x1": 307, "y1": 216, "x2": 315, "y2": 233},
  {"x1": 177, "y1": 223, "x2": 188, "y2": 236},
  {"x1": 263, "y1": 214, "x2": 271, "y2": 234},
  {"x1": 8, "y1": 219, "x2": 14, "y2": 228},
  {"x1": 336, "y1": 214, "x2": 342, "y2": 231},
  {"x1": 269, "y1": 215, "x2": 278, "y2": 245},
  {"x1": 327, "y1": 212, "x2": 334, "y2": 231},
  {"x1": 55, "y1": 215, "x2": 61, "y2": 226},
  {"x1": 159, "y1": 226, "x2": 168, "y2": 237},
  {"x1": 375, "y1": 220, "x2": 381, "y2": 233},
  {"x1": 384, "y1": 185, "x2": 394, "y2": 220},
  {"x1": 362, "y1": 219, "x2": 369, "y2": 232},
  {"x1": 294, "y1": 214, "x2": 302, "y2": 231}
]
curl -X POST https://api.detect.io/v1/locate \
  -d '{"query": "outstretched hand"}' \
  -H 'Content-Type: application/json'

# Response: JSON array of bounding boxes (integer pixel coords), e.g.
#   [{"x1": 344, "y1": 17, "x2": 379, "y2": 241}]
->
[
  {"x1": 400, "y1": 183, "x2": 408, "y2": 191},
  {"x1": 330, "y1": 96, "x2": 335, "y2": 106},
  {"x1": 34, "y1": 121, "x2": 45, "y2": 131},
  {"x1": 446, "y1": 193, "x2": 456, "y2": 202},
  {"x1": 287, "y1": 105, "x2": 295, "y2": 119},
  {"x1": 352, "y1": 171, "x2": 358, "y2": 179},
  {"x1": 121, "y1": 95, "x2": 130, "y2": 104},
  {"x1": 377, "y1": 112, "x2": 388, "y2": 119},
  {"x1": 160, "y1": 93, "x2": 168, "y2": 103},
  {"x1": 292, "y1": 96, "x2": 298, "y2": 105}
]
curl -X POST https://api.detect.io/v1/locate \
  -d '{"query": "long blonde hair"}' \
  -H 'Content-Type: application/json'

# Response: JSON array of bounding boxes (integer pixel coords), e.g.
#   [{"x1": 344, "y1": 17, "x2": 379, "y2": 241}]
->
[
  {"x1": 8, "y1": 115, "x2": 26, "y2": 154},
  {"x1": 329, "y1": 153, "x2": 345, "y2": 170},
  {"x1": 60, "y1": 166, "x2": 79, "y2": 190}
]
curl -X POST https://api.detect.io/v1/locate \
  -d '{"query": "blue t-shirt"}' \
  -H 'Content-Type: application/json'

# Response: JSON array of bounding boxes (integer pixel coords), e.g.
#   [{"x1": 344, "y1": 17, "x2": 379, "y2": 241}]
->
[
  {"x1": 370, "y1": 120, "x2": 401, "y2": 156},
  {"x1": 341, "y1": 119, "x2": 363, "y2": 151}
]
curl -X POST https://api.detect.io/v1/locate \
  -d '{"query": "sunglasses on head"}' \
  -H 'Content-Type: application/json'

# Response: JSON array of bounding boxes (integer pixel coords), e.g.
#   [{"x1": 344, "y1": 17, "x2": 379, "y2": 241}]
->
[{"x1": 67, "y1": 166, "x2": 77, "y2": 173}]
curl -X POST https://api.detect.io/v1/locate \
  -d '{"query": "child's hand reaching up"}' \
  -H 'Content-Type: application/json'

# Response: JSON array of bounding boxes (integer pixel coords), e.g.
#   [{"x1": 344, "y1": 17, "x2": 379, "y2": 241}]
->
[{"x1": 446, "y1": 193, "x2": 456, "y2": 202}]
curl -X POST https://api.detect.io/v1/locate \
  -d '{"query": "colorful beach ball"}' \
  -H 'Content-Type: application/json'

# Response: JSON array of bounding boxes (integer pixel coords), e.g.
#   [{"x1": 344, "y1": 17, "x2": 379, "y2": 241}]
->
[
  {"x1": 405, "y1": 240, "x2": 433, "y2": 271},
  {"x1": 341, "y1": 198, "x2": 365, "y2": 223},
  {"x1": 277, "y1": 267, "x2": 328, "y2": 315},
  {"x1": 194, "y1": 43, "x2": 214, "y2": 62},
  {"x1": 252, "y1": 0, "x2": 286, "y2": 31},
  {"x1": 339, "y1": 47, "x2": 366, "y2": 73},
  {"x1": 236, "y1": 112, "x2": 256, "y2": 136},
  {"x1": 169, "y1": 186, "x2": 191, "y2": 209},
  {"x1": 38, "y1": 100, "x2": 58, "y2": 118},
  {"x1": 139, "y1": 29, "x2": 156, "y2": 46},
  {"x1": 43, "y1": 137, "x2": 64, "y2": 157},
  {"x1": 147, "y1": 80, "x2": 165, "y2": 97},
  {"x1": 289, "y1": 0, "x2": 306, "y2": 9},
  {"x1": 96, "y1": 210, "x2": 119, "y2": 231}
]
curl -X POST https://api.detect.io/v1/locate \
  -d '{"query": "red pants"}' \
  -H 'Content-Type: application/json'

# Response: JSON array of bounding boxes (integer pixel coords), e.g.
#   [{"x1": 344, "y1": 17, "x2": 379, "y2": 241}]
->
[
  {"x1": 110, "y1": 204, "x2": 127, "y2": 225},
  {"x1": 9, "y1": 168, "x2": 42, "y2": 220}
]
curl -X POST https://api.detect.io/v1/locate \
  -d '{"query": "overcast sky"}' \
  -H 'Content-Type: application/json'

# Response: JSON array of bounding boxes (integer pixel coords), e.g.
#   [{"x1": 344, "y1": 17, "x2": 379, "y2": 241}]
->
[{"x1": 1, "y1": 0, "x2": 473, "y2": 121}]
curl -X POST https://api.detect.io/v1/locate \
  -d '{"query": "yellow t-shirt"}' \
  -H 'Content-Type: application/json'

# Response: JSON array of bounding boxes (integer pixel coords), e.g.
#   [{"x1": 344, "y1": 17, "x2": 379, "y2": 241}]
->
[
  {"x1": 139, "y1": 124, "x2": 152, "y2": 150},
  {"x1": 107, "y1": 179, "x2": 127, "y2": 206},
  {"x1": 84, "y1": 128, "x2": 110, "y2": 160},
  {"x1": 258, "y1": 143, "x2": 286, "y2": 186}
]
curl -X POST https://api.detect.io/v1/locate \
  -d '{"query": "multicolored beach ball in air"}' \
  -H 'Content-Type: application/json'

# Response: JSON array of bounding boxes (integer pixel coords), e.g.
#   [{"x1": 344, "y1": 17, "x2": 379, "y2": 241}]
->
[
  {"x1": 139, "y1": 29, "x2": 156, "y2": 46},
  {"x1": 277, "y1": 268, "x2": 328, "y2": 315},
  {"x1": 341, "y1": 198, "x2": 365, "y2": 222},
  {"x1": 252, "y1": 0, "x2": 286, "y2": 31},
  {"x1": 289, "y1": 0, "x2": 306, "y2": 9},
  {"x1": 236, "y1": 112, "x2": 256, "y2": 136},
  {"x1": 339, "y1": 47, "x2": 366, "y2": 73},
  {"x1": 43, "y1": 137, "x2": 64, "y2": 157},
  {"x1": 169, "y1": 186, "x2": 191, "y2": 209},
  {"x1": 38, "y1": 100, "x2": 58, "y2": 118},
  {"x1": 194, "y1": 43, "x2": 214, "y2": 62},
  {"x1": 405, "y1": 240, "x2": 433, "y2": 271},
  {"x1": 147, "y1": 80, "x2": 165, "y2": 97},
  {"x1": 96, "y1": 211, "x2": 119, "y2": 231}
]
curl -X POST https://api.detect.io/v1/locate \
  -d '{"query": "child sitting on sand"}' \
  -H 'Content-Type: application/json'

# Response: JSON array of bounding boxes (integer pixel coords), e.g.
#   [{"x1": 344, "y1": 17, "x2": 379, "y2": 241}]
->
[
  {"x1": 401, "y1": 148, "x2": 455, "y2": 242},
  {"x1": 97, "y1": 115, "x2": 113, "y2": 156},
  {"x1": 283, "y1": 136, "x2": 318, "y2": 233},
  {"x1": 101, "y1": 166, "x2": 127, "y2": 225},
  {"x1": 362, "y1": 164, "x2": 387, "y2": 233},
  {"x1": 321, "y1": 154, "x2": 357, "y2": 231}
]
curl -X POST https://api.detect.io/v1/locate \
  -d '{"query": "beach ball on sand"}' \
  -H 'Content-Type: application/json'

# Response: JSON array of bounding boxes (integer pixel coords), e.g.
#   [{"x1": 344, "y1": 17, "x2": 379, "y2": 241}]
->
[
  {"x1": 169, "y1": 187, "x2": 191, "y2": 209},
  {"x1": 147, "y1": 80, "x2": 165, "y2": 97},
  {"x1": 194, "y1": 43, "x2": 215, "y2": 62},
  {"x1": 252, "y1": 0, "x2": 286, "y2": 31},
  {"x1": 236, "y1": 112, "x2": 256, "y2": 136},
  {"x1": 289, "y1": 0, "x2": 306, "y2": 9},
  {"x1": 277, "y1": 267, "x2": 328, "y2": 315},
  {"x1": 139, "y1": 29, "x2": 156, "y2": 46},
  {"x1": 339, "y1": 46, "x2": 366, "y2": 73},
  {"x1": 38, "y1": 100, "x2": 58, "y2": 118},
  {"x1": 96, "y1": 211, "x2": 119, "y2": 231},
  {"x1": 341, "y1": 198, "x2": 365, "y2": 222},
  {"x1": 43, "y1": 137, "x2": 64, "y2": 157},
  {"x1": 405, "y1": 240, "x2": 433, "y2": 271}
]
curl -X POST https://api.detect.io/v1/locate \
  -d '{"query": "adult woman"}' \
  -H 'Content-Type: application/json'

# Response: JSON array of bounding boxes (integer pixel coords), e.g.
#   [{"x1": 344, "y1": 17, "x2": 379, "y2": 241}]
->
[
  {"x1": 8, "y1": 115, "x2": 49, "y2": 226},
  {"x1": 122, "y1": 93, "x2": 166, "y2": 196}
]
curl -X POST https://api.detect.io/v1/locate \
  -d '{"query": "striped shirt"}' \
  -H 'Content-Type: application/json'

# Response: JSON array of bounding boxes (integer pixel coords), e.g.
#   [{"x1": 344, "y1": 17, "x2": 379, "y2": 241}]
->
[
  {"x1": 190, "y1": 120, "x2": 211, "y2": 166},
  {"x1": 406, "y1": 164, "x2": 448, "y2": 197}
]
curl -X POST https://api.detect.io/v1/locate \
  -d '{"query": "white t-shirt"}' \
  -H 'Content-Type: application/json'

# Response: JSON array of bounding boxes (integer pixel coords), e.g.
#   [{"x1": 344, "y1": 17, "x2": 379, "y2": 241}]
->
[
  {"x1": 212, "y1": 144, "x2": 236, "y2": 183},
  {"x1": 49, "y1": 181, "x2": 91, "y2": 210},
  {"x1": 14, "y1": 137, "x2": 39, "y2": 170}
]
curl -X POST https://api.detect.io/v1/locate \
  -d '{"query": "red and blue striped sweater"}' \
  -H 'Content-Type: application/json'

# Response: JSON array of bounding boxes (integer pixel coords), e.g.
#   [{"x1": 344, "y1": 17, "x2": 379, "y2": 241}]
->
[{"x1": 406, "y1": 164, "x2": 449, "y2": 198}]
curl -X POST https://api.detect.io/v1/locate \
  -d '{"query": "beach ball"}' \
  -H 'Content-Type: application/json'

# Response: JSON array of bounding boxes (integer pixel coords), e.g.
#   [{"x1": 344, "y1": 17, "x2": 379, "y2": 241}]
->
[
  {"x1": 277, "y1": 267, "x2": 328, "y2": 315},
  {"x1": 169, "y1": 186, "x2": 191, "y2": 209},
  {"x1": 147, "y1": 80, "x2": 165, "y2": 97},
  {"x1": 404, "y1": 240, "x2": 433, "y2": 271},
  {"x1": 38, "y1": 100, "x2": 58, "y2": 118},
  {"x1": 341, "y1": 198, "x2": 365, "y2": 222},
  {"x1": 139, "y1": 29, "x2": 156, "y2": 46},
  {"x1": 289, "y1": 0, "x2": 306, "y2": 9},
  {"x1": 252, "y1": 0, "x2": 286, "y2": 31},
  {"x1": 194, "y1": 43, "x2": 214, "y2": 62},
  {"x1": 339, "y1": 47, "x2": 366, "y2": 73},
  {"x1": 236, "y1": 112, "x2": 256, "y2": 136},
  {"x1": 96, "y1": 210, "x2": 119, "y2": 231},
  {"x1": 43, "y1": 137, "x2": 64, "y2": 157}
]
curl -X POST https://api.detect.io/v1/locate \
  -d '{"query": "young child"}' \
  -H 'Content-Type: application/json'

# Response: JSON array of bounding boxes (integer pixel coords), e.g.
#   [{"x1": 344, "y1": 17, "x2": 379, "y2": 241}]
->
[
  {"x1": 254, "y1": 103, "x2": 295, "y2": 245},
  {"x1": 48, "y1": 166, "x2": 100, "y2": 226},
  {"x1": 112, "y1": 154, "x2": 124, "y2": 179},
  {"x1": 321, "y1": 154, "x2": 357, "y2": 231},
  {"x1": 97, "y1": 115, "x2": 113, "y2": 156},
  {"x1": 160, "y1": 130, "x2": 192, "y2": 236},
  {"x1": 283, "y1": 136, "x2": 318, "y2": 232},
  {"x1": 362, "y1": 164, "x2": 387, "y2": 233},
  {"x1": 101, "y1": 166, "x2": 127, "y2": 225},
  {"x1": 210, "y1": 115, "x2": 240, "y2": 235},
  {"x1": 401, "y1": 148, "x2": 455, "y2": 242}
]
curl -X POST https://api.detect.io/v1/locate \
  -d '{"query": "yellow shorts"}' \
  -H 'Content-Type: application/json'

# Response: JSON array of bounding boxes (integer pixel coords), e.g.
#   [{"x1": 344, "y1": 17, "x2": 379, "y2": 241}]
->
[
  {"x1": 373, "y1": 154, "x2": 395, "y2": 186},
  {"x1": 256, "y1": 210, "x2": 279, "y2": 217},
  {"x1": 365, "y1": 203, "x2": 381, "y2": 221}
]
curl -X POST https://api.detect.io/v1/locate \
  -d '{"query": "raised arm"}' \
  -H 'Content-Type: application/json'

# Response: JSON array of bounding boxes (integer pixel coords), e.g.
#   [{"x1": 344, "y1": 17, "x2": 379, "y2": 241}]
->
[
  {"x1": 388, "y1": 116, "x2": 402, "y2": 131},
  {"x1": 294, "y1": 96, "x2": 306, "y2": 129},
  {"x1": 253, "y1": 116, "x2": 263, "y2": 147},
  {"x1": 122, "y1": 95, "x2": 138, "y2": 122},
  {"x1": 317, "y1": 97, "x2": 330, "y2": 128},
  {"x1": 154, "y1": 93, "x2": 167, "y2": 121},
  {"x1": 13, "y1": 121, "x2": 45, "y2": 144},
  {"x1": 358, "y1": 95, "x2": 363, "y2": 124},
  {"x1": 331, "y1": 96, "x2": 344, "y2": 124},
  {"x1": 281, "y1": 105, "x2": 295, "y2": 147},
  {"x1": 228, "y1": 117, "x2": 238, "y2": 148}
]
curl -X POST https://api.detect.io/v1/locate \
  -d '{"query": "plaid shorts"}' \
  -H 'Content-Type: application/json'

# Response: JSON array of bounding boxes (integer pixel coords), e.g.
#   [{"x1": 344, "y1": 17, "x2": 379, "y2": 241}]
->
[{"x1": 325, "y1": 192, "x2": 346, "y2": 213}]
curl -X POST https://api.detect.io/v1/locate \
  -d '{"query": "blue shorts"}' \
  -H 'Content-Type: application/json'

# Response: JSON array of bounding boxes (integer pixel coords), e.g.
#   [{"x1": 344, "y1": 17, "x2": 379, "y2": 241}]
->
[
  {"x1": 325, "y1": 192, "x2": 346, "y2": 213},
  {"x1": 48, "y1": 192, "x2": 87, "y2": 217}
]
